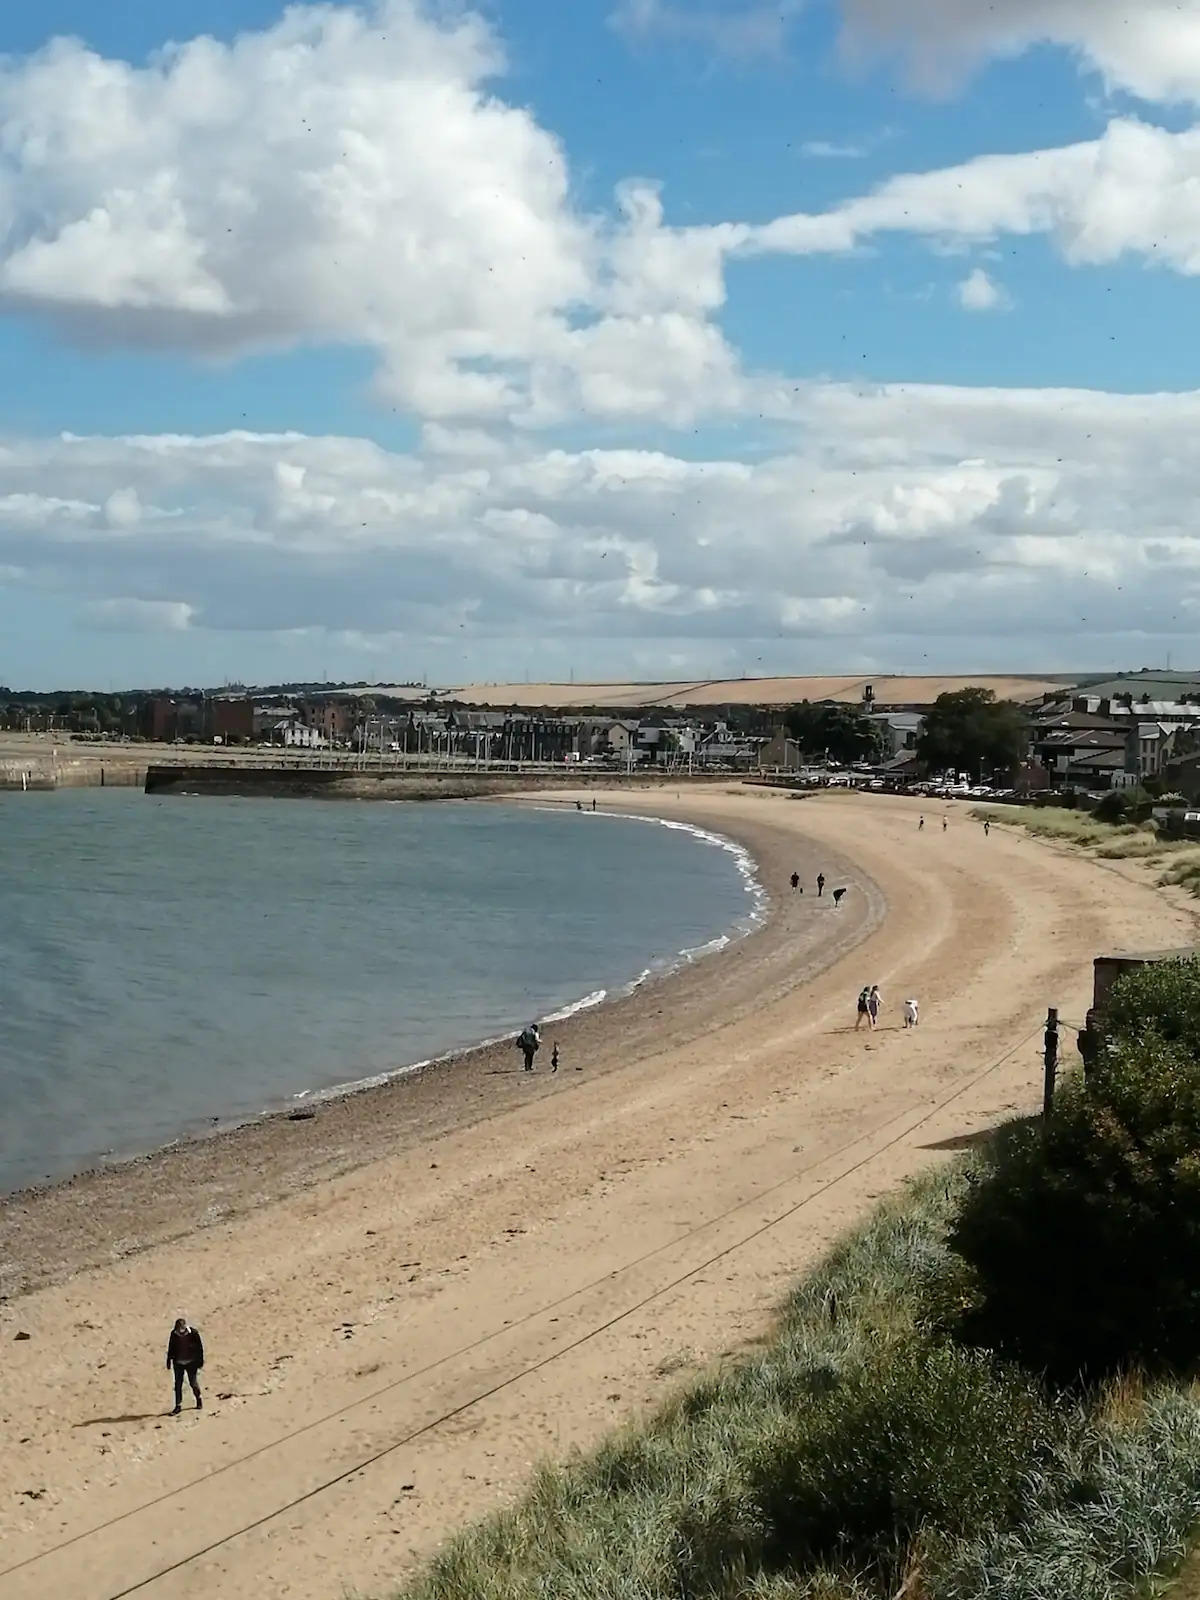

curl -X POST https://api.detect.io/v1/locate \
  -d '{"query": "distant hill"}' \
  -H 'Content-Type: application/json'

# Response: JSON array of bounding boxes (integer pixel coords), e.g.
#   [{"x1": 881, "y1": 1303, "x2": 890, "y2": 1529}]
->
[{"x1": 439, "y1": 674, "x2": 1080, "y2": 711}]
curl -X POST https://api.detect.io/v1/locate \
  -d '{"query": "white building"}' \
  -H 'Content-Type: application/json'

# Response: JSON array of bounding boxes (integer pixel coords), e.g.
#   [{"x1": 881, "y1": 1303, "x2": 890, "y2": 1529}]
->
[{"x1": 281, "y1": 723, "x2": 328, "y2": 749}]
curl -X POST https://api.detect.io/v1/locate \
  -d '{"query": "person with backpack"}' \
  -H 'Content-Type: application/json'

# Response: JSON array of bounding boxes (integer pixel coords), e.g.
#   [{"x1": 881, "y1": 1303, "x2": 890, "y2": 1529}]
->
[
  {"x1": 166, "y1": 1316, "x2": 204, "y2": 1415},
  {"x1": 517, "y1": 1023, "x2": 541, "y2": 1072},
  {"x1": 855, "y1": 986, "x2": 871, "y2": 1031}
]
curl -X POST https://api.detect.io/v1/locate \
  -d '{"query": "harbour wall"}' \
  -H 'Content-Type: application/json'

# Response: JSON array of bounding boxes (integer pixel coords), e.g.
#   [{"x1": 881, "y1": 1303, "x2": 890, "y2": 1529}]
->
[{"x1": 143, "y1": 764, "x2": 737, "y2": 801}]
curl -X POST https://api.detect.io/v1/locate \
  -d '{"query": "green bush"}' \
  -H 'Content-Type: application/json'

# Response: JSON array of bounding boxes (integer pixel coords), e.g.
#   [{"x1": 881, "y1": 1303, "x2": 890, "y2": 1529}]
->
[
  {"x1": 747, "y1": 1339, "x2": 1065, "y2": 1584},
  {"x1": 1102, "y1": 956, "x2": 1200, "y2": 1057},
  {"x1": 397, "y1": 1149, "x2": 1200, "y2": 1600},
  {"x1": 1094, "y1": 790, "x2": 1130, "y2": 825},
  {"x1": 931, "y1": 1390, "x2": 1200, "y2": 1600},
  {"x1": 949, "y1": 1034, "x2": 1200, "y2": 1380}
]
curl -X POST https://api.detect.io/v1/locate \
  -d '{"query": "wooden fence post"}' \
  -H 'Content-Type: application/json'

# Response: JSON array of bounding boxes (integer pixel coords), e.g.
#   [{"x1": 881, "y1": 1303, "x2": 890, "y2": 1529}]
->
[{"x1": 1043, "y1": 1007, "x2": 1059, "y2": 1118}]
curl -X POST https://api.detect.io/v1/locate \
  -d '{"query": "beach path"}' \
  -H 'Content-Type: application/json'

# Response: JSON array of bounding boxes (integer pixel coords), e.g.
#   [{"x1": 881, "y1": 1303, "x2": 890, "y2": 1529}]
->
[{"x1": 0, "y1": 789, "x2": 1192, "y2": 1600}]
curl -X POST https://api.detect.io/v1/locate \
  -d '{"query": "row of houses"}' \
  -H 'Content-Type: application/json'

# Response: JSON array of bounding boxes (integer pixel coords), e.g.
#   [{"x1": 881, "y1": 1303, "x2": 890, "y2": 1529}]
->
[
  {"x1": 1029, "y1": 694, "x2": 1200, "y2": 791},
  {"x1": 136, "y1": 676, "x2": 1200, "y2": 794},
  {"x1": 143, "y1": 695, "x2": 767, "y2": 767},
  {"x1": 140, "y1": 695, "x2": 357, "y2": 746},
  {"x1": 354, "y1": 709, "x2": 764, "y2": 767}
]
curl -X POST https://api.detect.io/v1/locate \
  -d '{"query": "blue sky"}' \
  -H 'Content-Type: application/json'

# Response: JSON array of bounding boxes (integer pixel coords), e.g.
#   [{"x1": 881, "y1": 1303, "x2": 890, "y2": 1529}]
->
[{"x1": 2, "y1": 0, "x2": 1200, "y2": 688}]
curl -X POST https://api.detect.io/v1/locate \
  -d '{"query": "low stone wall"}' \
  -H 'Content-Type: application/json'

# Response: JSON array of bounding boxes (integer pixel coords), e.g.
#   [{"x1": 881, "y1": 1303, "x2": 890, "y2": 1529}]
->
[
  {"x1": 143, "y1": 764, "x2": 738, "y2": 801},
  {"x1": 0, "y1": 759, "x2": 146, "y2": 791}
]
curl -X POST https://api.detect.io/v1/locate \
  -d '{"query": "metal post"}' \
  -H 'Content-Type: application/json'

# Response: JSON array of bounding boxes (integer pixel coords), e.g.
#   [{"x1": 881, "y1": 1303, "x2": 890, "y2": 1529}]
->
[{"x1": 1043, "y1": 1007, "x2": 1059, "y2": 1118}]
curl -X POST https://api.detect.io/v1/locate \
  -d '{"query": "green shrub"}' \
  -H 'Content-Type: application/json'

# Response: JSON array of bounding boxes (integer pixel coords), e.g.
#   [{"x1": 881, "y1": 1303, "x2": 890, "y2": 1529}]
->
[
  {"x1": 1094, "y1": 790, "x2": 1129, "y2": 825},
  {"x1": 1102, "y1": 956, "x2": 1200, "y2": 1057},
  {"x1": 931, "y1": 1389, "x2": 1200, "y2": 1600},
  {"x1": 746, "y1": 1339, "x2": 1065, "y2": 1587},
  {"x1": 949, "y1": 1035, "x2": 1200, "y2": 1380}
]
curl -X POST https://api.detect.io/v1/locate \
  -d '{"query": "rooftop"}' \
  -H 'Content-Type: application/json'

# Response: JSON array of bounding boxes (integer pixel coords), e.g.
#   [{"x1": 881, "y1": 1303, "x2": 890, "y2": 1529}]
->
[{"x1": 1065, "y1": 748, "x2": 1127, "y2": 770}]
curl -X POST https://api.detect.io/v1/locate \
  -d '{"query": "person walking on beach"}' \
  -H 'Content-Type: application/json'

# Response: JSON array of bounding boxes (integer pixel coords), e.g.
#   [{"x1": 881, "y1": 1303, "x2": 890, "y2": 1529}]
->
[
  {"x1": 816, "y1": 872, "x2": 826, "y2": 898},
  {"x1": 790, "y1": 871, "x2": 800, "y2": 892},
  {"x1": 983, "y1": 819, "x2": 990, "y2": 838},
  {"x1": 942, "y1": 816, "x2": 948, "y2": 833},
  {"x1": 166, "y1": 1317, "x2": 204, "y2": 1415},
  {"x1": 591, "y1": 798, "x2": 597, "y2": 812},
  {"x1": 551, "y1": 1041, "x2": 560, "y2": 1073},
  {"x1": 517, "y1": 1023, "x2": 541, "y2": 1072},
  {"x1": 831, "y1": 886, "x2": 846, "y2": 908},
  {"x1": 867, "y1": 985, "x2": 882, "y2": 1029},
  {"x1": 903, "y1": 997, "x2": 920, "y2": 1029},
  {"x1": 855, "y1": 986, "x2": 871, "y2": 1030},
  {"x1": 919, "y1": 814, "x2": 925, "y2": 831}
]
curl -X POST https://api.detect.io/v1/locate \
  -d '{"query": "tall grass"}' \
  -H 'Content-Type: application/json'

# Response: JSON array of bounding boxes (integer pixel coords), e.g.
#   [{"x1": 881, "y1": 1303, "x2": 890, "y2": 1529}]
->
[
  {"x1": 1160, "y1": 853, "x2": 1200, "y2": 897},
  {"x1": 393, "y1": 1165, "x2": 1200, "y2": 1600},
  {"x1": 975, "y1": 806, "x2": 1190, "y2": 865},
  {"x1": 974, "y1": 807, "x2": 1153, "y2": 853},
  {"x1": 933, "y1": 1392, "x2": 1200, "y2": 1600}
]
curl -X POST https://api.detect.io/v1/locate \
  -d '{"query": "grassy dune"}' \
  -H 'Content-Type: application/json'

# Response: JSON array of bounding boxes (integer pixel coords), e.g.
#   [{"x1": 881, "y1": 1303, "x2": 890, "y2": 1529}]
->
[
  {"x1": 395, "y1": 1161, "x2": 1200, "y2": 1600},
  {"x1": 975, "y1": 807, "x2": 1154, "y2": 853},
  {"x1": 976, "y1": 806, "x2": 1200, "y2": 892}
]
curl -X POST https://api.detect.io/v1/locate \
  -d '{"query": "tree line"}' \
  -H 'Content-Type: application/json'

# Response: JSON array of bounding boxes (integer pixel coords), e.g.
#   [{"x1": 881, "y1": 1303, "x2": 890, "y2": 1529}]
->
[{"x1": 784, "y1": 687, "x2": 1029, "y2": 777}]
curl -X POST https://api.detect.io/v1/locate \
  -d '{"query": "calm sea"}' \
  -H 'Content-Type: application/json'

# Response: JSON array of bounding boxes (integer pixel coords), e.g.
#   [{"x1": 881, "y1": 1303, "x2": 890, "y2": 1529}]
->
[{"x1": 0, "y1": 791, "x2": 761, "y2": 1193}]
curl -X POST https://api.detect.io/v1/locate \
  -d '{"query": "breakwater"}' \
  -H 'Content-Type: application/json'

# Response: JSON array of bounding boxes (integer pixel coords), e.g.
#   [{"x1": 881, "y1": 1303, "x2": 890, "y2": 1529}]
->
[
  {"x1": 143, "y1": 763, "x2": 737, "y2": 800},
  {"x1": 1, "y1": 759, "x2": 144, "y2": 792}
]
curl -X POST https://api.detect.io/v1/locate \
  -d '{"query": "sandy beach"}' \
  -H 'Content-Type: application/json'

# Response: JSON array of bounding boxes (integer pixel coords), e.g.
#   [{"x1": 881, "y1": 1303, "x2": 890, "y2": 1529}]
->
[{"x1": 0, "y1": 786, "x2": 1195, "y2": 1600}]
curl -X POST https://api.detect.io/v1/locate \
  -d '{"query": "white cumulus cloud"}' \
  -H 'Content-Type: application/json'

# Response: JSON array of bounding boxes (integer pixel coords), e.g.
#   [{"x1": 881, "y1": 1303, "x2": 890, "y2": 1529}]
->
[
  {"x1": 838, "y1": 0, "x2": 1200, "y2": 105},
  {"x1": 957, "y1": 268, "x2": 1010, "y2": 311},
  {"x1": 2, "y1": 386, "x2": 1200, "y2": 673},
  {"x1": 0, "y1": 2, "x2": 766, "y2": 429},
  {"x1": 0, "y1": 3, "x2": 592, "y2": 420},
  {"x1": 740, "y1": 118, "x2": 1200, "y2": 280}
]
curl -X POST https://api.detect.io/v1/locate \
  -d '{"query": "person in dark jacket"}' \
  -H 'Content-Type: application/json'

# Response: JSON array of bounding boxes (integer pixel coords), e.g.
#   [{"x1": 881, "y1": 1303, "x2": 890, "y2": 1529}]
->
[
  {"x1": 517, "y1": 1023, "x2": 541, "y2": 1072},
  {"x1": 166, "y1": 1317, "x2": 204, "y2": 1414}
]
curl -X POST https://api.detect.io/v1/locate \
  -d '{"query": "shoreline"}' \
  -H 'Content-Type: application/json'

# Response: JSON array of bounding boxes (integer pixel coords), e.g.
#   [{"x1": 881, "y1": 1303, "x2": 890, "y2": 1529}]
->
[
  {"x1": 6, "y1": 790, "x2": 1186, "y2": 1600},
  {"x1": 1, "y1": 801, "x2": 768, "y2": 1201},
  {"x1": 0, "y1": 790, "x2": 878, "y2": 1301},
  {"x1": 176, "y1": 805, "x2": 770, "y2": 1146}
]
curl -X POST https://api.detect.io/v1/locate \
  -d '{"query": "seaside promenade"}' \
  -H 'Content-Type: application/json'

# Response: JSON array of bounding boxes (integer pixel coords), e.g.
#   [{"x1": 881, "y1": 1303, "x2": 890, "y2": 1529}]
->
[{"x1": 0, "y1": 786, "x2": 1194, "y2": 1600}]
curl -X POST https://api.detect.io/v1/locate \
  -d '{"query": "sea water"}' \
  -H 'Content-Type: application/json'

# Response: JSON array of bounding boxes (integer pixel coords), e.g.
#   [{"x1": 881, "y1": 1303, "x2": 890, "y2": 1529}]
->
[{"x1": 0, "y1": 791, "x2": 762, "y2": 1193}]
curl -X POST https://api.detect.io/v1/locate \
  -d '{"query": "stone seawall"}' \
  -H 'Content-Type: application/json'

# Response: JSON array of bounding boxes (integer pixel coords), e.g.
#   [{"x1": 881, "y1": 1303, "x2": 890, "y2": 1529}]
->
[
  {"x1": 143, "y1": 764, "x2": 737, "y2": 801},
  {"x1": 0, "y1": 760, "x2": 145, "y2": 791}
]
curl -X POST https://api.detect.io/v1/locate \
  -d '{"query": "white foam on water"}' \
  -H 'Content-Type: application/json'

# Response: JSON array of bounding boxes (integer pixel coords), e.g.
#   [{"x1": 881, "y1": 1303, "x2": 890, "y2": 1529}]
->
[
  {"x1": 265, "y1": 804, "x2": 766, "y2": 1124},
  {"x1": 284, "y1": 806, "x2": 765, "y2": 1115},
  {"x1": 524, "y1": 803, "x2": 769, "y2": 992},
  {"x1": 542, "y1": 988, "x2": 608, "y2": 1024}
]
